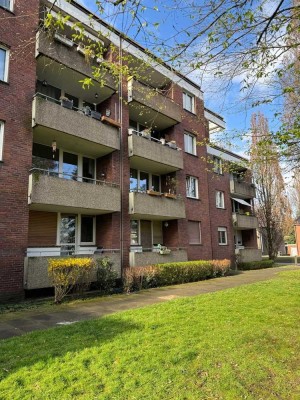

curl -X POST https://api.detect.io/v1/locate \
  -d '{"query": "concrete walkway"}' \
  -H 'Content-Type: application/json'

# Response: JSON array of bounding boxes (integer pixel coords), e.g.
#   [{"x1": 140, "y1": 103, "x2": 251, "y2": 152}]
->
[{"x1": 0, "y1": 266, "x2": 298, "y2": 340}]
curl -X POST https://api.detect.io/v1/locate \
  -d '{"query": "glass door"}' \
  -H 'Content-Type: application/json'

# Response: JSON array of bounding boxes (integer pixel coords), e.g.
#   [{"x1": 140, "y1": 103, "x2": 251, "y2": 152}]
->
[{"x1": 60, "y1": 214, "x2": 76, "y2": 255}]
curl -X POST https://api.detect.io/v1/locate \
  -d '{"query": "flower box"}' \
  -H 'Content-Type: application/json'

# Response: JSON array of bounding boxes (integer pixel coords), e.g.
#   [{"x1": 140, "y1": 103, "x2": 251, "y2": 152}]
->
[
  {"x1": 54, "y1": 33, "x2": 74, "y2": 48},
  {"x1": 147, "y1": 190, "x2": 161, "y2": 196},
  {"x1": 163, "y1": 192, "x2": 176, "y2": 199}
]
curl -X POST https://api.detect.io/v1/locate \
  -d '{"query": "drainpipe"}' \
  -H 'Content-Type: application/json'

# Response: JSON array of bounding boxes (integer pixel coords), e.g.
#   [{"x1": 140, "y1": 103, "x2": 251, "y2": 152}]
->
[{"x1": 119, "y1": 36, "x2": 124, "y2": 276}]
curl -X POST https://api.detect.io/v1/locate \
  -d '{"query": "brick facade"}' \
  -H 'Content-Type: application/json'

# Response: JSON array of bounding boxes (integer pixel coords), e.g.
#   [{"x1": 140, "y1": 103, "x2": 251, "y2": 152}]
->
[
  {"x1": 0, "y1": 0, "x2": 39, "y2": 300},
  {"x1": 0, "y1": 0, "x2": 259, "y2": 299}
]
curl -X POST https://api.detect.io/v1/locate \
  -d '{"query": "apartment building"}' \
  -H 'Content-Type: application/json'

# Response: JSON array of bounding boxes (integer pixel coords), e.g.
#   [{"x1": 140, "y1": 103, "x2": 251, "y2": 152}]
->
[{"x1": 0, "y1": 0, "x2": 260, "y2": 300}]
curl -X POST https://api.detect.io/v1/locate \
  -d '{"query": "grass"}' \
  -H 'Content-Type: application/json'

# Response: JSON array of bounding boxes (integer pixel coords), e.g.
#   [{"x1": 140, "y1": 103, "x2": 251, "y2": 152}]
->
[{"x1": 0, "y1": 270, "x2": 300, "y2": 399}]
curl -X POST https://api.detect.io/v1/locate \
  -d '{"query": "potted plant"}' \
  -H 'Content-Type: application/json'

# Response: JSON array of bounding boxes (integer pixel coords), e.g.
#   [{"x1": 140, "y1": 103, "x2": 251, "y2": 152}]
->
[
  {"x1": 147, "y1": 188, "x2": 161, "y2": 196},
  {"x1": 60, "y1": 96, "x2": 73, "y2": 110},
  {"x1": 164, "y1": 175, "x2": 177, "y2": 199},
  {"x1": 159, "y1": 245, "x2": 171, "y2": 255},
  {"x1": 91, "y1": 110, "x2": 101, "y2": 120}
]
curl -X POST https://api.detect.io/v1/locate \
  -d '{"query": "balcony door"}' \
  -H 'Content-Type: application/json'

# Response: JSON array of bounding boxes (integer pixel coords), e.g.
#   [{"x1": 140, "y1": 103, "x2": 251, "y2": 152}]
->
[
  {"x1": 60, "y1": 214, "x2": 77, "y2": 255},
  {"x1": 140, "y1": 220, "x2": 152, "y2": 249}
]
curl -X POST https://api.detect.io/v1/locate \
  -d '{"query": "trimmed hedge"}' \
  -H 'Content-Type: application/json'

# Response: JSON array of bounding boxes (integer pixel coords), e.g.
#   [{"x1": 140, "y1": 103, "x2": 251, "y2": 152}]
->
[
  {"x1": 123, "y1": 259, "x2": 231, "y2": 293},
  {"x1": 238, "y1": 260, "x2": 275, "y2": 271}
]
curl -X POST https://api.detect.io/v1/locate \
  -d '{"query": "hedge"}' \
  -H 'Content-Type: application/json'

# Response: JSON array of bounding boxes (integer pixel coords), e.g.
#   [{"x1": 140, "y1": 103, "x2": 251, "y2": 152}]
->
[
  {"x1": 238, "y1": 260, "x2": 275, "y2": 271},
  {"x1": 123, "y1": 259, "x2": 231, "y2": 293}
]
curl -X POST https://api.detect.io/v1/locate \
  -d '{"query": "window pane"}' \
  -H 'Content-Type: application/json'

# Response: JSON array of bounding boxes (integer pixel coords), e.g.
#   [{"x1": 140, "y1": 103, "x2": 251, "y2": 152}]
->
[
  {"x1": 65, "y1": 93, "x2": 79, "y2": 109},
  {"x1": 152, "y1": 175, "x2": 160, "y2": 192},
  {"x1": 60, "y1": 215, "x2": 76, "y2": 244},
  {"x1": 81, "y1": 216, "x2": 94, "y2": 243},
  {"x1": 0, "y1": 0, "x2": 10, "y2": 9},
  {"x1": 83, "y1": 157, "x2": 95, "y2": 182},
  {"x1": 130, "y1": 169, "x2": 138, "y2": 191},
  {"x1": 32, "y1": 143, "x2": 59, "y2": 173},
  {"x1": 63, "y1": 152, "x2": 78, "y2": 180},
  {"x1": 130, "y1": 220, "x2": 139, "y2": 245},
  {"x1": 0, "y1": 48, "x2": 6, "y2": 81},
  {"x1": 139, "y1": 171, "x2": 149, "y2": 192}
]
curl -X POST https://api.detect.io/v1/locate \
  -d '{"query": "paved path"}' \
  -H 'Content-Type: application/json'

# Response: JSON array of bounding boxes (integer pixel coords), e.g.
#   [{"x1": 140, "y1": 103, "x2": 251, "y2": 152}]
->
[{"x1": 0, "y1": 266, "x2": 298, "y2": 340}]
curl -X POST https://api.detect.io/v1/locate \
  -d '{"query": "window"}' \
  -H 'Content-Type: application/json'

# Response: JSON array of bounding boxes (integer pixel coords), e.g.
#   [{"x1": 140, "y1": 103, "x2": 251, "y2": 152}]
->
[
  {"x1": 184, "y1": 132, "x2": 196, "y2": 155},
  {"x1": 0, "y1": 47, "x2": 9, "y2": 82},
  {"x1": 80, "y1": 216, "x2": 95, "y2": 244},
  {"x1": 130, "y1": 169, "x2": 161, "y2": 192},
  {"x1": 32, "y1": 144, "x2": 95, "y2": 182},
  {"x1": 216, "y1": 191, "x2": 225, "y2": 209},
  {"x1": 58, "y1": 214, "x2": 96, "y2": 252},
  {"x1": 188, "y1": 221, "x2": 201, "y2": 244},
  {"x1": 130, "y1": 220, "x2": 139, "y2": 245},
  {"x1": 186, "y1": 175, "x2": 198, "y2": 199},
  {"x1": 0, "y1": 121, "x2": 4, "y2": 161},
  {"x1": 218, "y1": 227, "x2": 228, "y2": 245},
  {"x1": 130, "y1": 220, "x2": 163, "y2": 247},
  {"x1": 0, "y1": 0, "x2": 13, "y2": 11},
  {"x1": 213, "y1": 156, "x2": 223, "y2": 174},
  {"x1": 183, "y1": 92, "x2": 195, "y2": 113}
]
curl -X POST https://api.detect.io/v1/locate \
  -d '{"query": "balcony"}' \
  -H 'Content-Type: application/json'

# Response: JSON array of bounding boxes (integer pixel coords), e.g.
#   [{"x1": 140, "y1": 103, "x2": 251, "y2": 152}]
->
[
  {"x1": 28, "y1": 170, "x2": 121, "y2": 214},
  {"x1": 129, "y1": 248, "x2": 188, "y2": 267},
  {"x1": 36, "y1": 31, "x2": 116, "y2": 92},
  {"x1": 232, "y1": 213, "x2": 258, "y2": 230},
  {"x1": 32, "y1": 95, "x2": 120, "y2": 157},
  {"x1": 128, "y1": 78, "x2": 181, "y2": 130},
  {"x1": 230, "y1": 179, "x2": 256, "y2": 199},
  {"x1": 235, "y1": 248, "x2": 262, "y2": 263},
  {"x1": 128, "y1": 130, "x2": 183, "y2": 174},
  {"x1": 129, "y1": 192, "x2": 186, "y2": 220},
  {"x1": 24, "y1": 251, "x2": 121, "y2": 289}
]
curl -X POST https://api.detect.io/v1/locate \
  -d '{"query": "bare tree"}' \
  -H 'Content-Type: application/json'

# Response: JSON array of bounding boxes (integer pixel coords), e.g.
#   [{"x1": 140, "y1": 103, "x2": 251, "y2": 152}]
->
[{"x1": 251, "y1": 113, "x2": 291, "y2": 259}]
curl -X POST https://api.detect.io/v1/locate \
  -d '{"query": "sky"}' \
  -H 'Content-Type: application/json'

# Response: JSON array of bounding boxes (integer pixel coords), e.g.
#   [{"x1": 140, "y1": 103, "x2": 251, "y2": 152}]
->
[{"x1": 76, "y1": 0, "x2": 288, "y2": 162}]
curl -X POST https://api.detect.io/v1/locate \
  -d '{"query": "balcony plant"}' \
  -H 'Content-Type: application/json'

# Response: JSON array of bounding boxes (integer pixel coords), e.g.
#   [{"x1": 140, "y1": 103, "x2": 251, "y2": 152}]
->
[
  {"x1": 60, "y1": 96, "x2": 73, "y2": 110},
  {"x1": 164, "y1": 175, "x2": 178, "y2": 199},
  {"x1": 147, "y1": 187, "x2": 161, "y2": 196}
]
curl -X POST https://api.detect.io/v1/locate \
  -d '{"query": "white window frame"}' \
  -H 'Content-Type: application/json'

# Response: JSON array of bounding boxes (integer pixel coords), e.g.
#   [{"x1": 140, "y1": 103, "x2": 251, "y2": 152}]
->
[
  {"x1": 218, "y1": 227, "x2": 228, "y2": 245},
  {"x1": 130, "y1": 169, "x2": 161, "y2": 193},
  {"x1": 0, "y1": 121, "x2": 4, "y2": 161},
  {"x1": 56, "y1": 213, "x2": 96, "y2": 246},
  {"x1": 216, "y1": 191, "x2": 225, "y2": 209},
  {"x1": 184, "y1": 132, "x2": 196, "y2": 155},
  {"x1": 188, "y1": 221, "x2": 201, "y2": 245},
  {"x1": 186, "y1": 175, "x2": 199, "y2": 199},
  {"x1": 0, "y1": 0, "x2": 13, "y2": 12},
  {"x1": 183, "y1": 91, "x2": 195, "y2": 113},
  {"x1": 213, "y1": 156, "x2": 223, "y2": 174},
  {"x1": 0, "y1": 46, "x2": 9, "y2": 82}
]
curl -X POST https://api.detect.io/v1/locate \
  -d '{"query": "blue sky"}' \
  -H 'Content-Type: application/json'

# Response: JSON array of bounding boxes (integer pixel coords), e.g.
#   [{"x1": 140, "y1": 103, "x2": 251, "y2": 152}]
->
[{"x1": 77, "y1": 0, "x2": 284, "y2": 157}]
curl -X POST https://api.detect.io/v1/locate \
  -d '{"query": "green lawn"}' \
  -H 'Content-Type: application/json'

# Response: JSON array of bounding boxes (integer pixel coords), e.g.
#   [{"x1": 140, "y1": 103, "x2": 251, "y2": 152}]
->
[{"x1": 1, "y1": 271, "x2": 300, "y2": 400}]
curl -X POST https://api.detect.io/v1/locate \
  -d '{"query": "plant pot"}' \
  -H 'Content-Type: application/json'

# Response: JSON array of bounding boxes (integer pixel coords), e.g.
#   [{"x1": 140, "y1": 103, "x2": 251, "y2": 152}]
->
[
  {"x1": 54, "y1": 33, "x2": 74, "y2": 47},
  {"x1": 159, "y1": 249, "x2": 171, "y2": 255},
  {"x1": 61, "y1": 99, "x2": 73, "y2": 109},
  {"x1": 101, "y1": 116, "x2": 122, "y2": 128},
  {"x1": 147, "y1": 190, "x2": 161, "y2": 196},
  {"x1": 163, "y1": 193, "x2": 176, "y2": 199},
  {"x1": 91, "y1": 111, "x2": 101, "y2": 120}
]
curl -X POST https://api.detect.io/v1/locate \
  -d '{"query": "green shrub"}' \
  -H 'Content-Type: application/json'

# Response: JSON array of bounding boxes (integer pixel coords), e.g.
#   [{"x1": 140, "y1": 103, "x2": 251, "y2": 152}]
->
[
  {"x1": 48, "y1": 258, "x2": 95, "y2": 303},
  {"x1": 94, "y1": 257, "x2": 118, "y2": 294},
  {"x1": 238, "y1": 260, "x2": 275, "y2": 271},
  {"x1": 123, "y1": 260, "x2": 231, "y2": 293}
]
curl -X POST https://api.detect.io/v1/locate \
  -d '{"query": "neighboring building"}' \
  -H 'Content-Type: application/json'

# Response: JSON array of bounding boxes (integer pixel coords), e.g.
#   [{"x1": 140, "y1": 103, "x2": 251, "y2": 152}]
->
[{"x1": 0, "y1": 0, "x2": 260, "y2": 300}]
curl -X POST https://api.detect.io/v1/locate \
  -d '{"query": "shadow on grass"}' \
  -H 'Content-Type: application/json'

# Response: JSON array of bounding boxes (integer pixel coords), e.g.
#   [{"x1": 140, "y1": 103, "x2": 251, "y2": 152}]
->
[{"x1": 0, "y1": 316, "x2": 140, "y2": 380}]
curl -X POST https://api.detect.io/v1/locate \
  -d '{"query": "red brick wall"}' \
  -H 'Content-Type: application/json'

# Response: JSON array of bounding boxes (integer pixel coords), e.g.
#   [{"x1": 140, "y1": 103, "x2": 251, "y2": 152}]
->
[
  {"x1": 206, "y1": 164, "x2": 235, "y2": 263},
  {"x1": 0, "y1": 0, "x2": 39, "y2": 300}
]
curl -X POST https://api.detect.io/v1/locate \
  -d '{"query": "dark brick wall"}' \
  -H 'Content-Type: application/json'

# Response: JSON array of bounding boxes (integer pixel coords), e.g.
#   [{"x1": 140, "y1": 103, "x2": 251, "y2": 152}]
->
[{"x1": 0, "y1": 0, "x2": 39, "y2": 300}]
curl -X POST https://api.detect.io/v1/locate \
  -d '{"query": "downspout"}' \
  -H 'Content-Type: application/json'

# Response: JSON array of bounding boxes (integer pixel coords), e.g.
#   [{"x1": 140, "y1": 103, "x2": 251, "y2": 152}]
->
[{"x1": 119, "y1": 35, "x2": 124, "y2": 275}]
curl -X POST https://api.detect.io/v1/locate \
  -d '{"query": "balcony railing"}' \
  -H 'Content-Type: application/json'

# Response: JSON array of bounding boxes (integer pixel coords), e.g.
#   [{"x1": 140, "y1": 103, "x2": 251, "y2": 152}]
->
[
  {"x1": 128, "y1": 78, "x2": 181, "y2": 127},
  {"x1": 230, "y1": 179, "x2": 256, "y2": 199},
  {"x1": 24, "y1": 250, "x2": 121, "y2": 289},
  {"x1": 129, "y1": 191, "x2": 186, "y2": 219},
  {"x1": 32, "y1": 93, "x2": 120, "y2": 155},
  {"x1": 128, "y1": 129, "x2": 183, "y2": 173},
  {"x1": 232, "y1": 213, "x2": 258, "y2": 230},
  {"x1": 28, "y1": 168, "x2": 121, "y2": 213},
  {"x1": 129, "y1": 248, "x2": 188, "y2": 267}
]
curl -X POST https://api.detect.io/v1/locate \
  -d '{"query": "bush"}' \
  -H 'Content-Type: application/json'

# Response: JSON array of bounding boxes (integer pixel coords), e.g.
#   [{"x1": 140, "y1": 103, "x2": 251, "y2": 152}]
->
[
  {"x1": 94, "y1": 257, "x2": 118, "y2": 294},
  {"x1": 123, "y1": 260, "x2": 231, "y2": 293},
  {"x1": 238, "y1": 260, "x2": 275, "y2": 271},
  {"x1": 48, "y1": 258, "x2": 95, "y2": 303}
]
